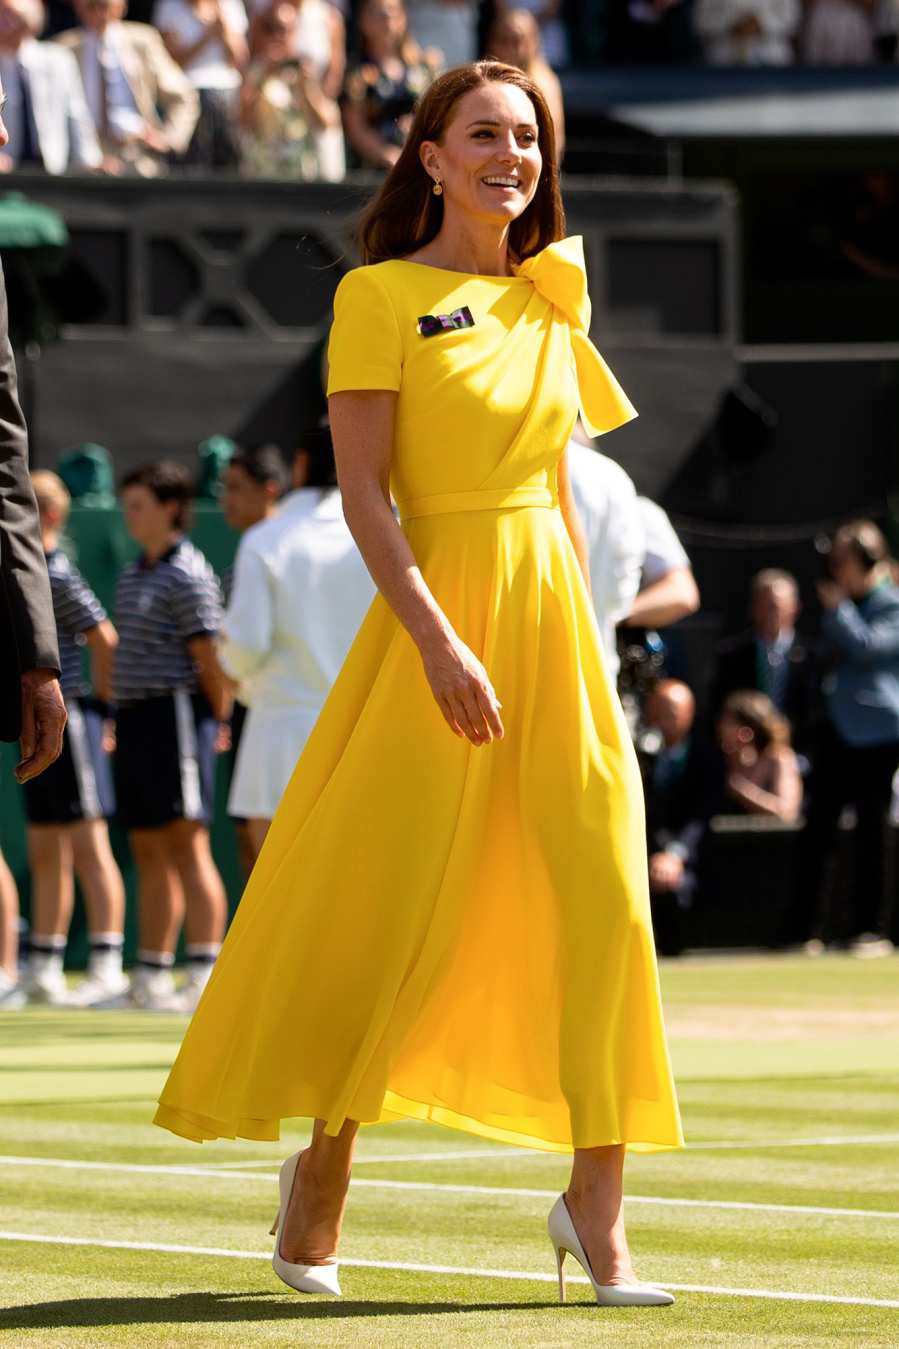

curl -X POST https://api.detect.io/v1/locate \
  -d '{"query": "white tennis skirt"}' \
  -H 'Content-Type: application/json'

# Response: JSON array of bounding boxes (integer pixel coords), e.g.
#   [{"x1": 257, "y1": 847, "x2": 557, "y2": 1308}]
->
[{"x1": 228, "y1": 704, "x2": 322, "y2": 820}]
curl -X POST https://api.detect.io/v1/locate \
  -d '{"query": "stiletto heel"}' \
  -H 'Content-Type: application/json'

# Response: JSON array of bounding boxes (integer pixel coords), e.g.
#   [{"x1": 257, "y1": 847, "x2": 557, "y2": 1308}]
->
[
  {"x1": 268, "y1": 1211, "x2": 280, "y2": 1237},
  {"x1": 547, "y1": 1194, "x2": 674, "y2": 1308},
  {"x1": 271, "y1": 1151, "x2": 342, "y2": 1296},
  {"x1": 555, "y1": 1245, "x2": 567, "y2": 1303}
]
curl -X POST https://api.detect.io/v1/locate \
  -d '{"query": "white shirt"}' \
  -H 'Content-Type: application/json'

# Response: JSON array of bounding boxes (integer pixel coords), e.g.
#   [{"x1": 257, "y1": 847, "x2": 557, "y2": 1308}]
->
[
  {"x1": 220, "y1": 488, "x2": 375, "y2": 710},
  {"x1": 694, "y1": 0, "x2": 801, "y2": 65},
  {"x1": 637, "y1": 497, "x2": 690, "y2": 589},
  {"x1": 154, "y1": 0, "x2": 247, "y2": 90},
  {"x1": 82, "y1": 27, "x2": 143, "y2": 142},
  {"x1": 567, "y1": 440, "x2": 645, "y2": 679}
]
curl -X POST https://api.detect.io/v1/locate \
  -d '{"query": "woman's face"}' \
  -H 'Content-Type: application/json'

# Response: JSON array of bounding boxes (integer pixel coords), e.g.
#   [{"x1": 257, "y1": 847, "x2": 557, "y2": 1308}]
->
[
  {"x1": 718, "y1": 712, "x2": 753, "y2": 756},
  {"x1": 422, "y1": 82, "x2": 542, "y2": 229},
  {"x1": 360, "y1": 0, "x2": 406, "y2": 48}
]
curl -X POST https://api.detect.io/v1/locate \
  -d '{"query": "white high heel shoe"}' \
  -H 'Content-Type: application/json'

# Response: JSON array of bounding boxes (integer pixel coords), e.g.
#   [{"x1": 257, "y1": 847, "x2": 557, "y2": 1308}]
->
[
  {"x1": 548, "y1": 1194, "x2": 674, "y2": 1307},
  {"x1": 270, "y1": 1150, "x2": 342, "y2": 1296}
]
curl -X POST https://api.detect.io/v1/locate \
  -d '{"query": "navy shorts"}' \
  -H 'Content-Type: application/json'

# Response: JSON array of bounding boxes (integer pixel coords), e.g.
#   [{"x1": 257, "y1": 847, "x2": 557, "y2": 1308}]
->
[
  {"x1": 22, "y1": 699, "x2": 115, "y2": 825},
  {"x1": 114, "y1": 691, "x2": 217, "y2": 831}
]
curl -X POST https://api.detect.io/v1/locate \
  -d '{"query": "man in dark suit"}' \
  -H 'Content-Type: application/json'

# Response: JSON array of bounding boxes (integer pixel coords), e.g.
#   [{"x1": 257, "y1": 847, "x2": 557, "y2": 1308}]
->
[
  {"x1": 0, "y1": 78, "x2": 66, "y2": 779},
  {"x1": 710, "y1": 569, "x2": 819, "y2": 756}
]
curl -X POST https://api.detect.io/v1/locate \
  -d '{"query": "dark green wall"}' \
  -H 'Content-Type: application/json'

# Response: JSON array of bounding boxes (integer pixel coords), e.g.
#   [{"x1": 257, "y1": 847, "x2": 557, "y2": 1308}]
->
[{"x1": 0, "y1": 504, "x2": 244, "y2": 967}]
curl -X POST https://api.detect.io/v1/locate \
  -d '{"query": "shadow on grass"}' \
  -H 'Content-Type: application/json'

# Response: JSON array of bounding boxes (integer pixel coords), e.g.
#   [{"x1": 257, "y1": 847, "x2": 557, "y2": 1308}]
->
[{"x1": 0, "y1": 1292, "x2": 563, "y2": 1329}]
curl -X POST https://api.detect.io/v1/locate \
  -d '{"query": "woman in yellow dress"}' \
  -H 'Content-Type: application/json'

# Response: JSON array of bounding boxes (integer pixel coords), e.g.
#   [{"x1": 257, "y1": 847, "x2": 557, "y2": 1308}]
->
[{"x1": 155, "y1": 60, "x2": 683, "y2": 1307}]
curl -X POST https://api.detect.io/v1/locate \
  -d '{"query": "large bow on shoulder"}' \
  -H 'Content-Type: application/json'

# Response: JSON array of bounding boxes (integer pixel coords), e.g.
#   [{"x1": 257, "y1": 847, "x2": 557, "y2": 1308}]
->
[{"x1": 514, "y1": 235, "x2": 637, "y2": 439}]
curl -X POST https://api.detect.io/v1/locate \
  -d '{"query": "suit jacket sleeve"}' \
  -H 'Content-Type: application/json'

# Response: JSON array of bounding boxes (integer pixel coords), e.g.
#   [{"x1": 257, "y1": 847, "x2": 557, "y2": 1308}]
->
[
  {"x1": 142, "y1": 26, "x2": 200, "y2": 154},
  {"x1": 62, "y1": 46, "x2": 102, "y2": 170},
  {"x1": 0, "y1": 264, "x2": 60, "y2": 740}
]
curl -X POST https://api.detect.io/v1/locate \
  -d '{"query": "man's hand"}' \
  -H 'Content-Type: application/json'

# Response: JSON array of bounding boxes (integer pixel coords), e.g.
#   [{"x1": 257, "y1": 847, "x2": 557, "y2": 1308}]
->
[
  {"x1": 649, "y1": 850, "x2": 684, "y2": 893},
  {"x1": 16, "y1": 669, "x2": 66, "y2": 783},
  {"x1": 816, "y1": 580, "x2": 845, "y2": 611}
]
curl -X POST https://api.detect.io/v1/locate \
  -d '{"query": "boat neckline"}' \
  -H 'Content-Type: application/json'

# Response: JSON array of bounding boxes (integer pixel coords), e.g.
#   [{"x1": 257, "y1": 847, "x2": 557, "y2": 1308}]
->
[{"x1": 390, "y1": 258, "x2": 531, "y2": 281}]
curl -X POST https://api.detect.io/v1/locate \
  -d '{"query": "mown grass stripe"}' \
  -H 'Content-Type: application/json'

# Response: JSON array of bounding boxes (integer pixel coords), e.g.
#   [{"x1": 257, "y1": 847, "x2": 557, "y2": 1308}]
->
[
  {"x1": 2, "y1": 1231, "x2": 899, "y2": 1311},
  {"x1": 3, "y1": 1154, "x2": 897, "y2": 1221}
]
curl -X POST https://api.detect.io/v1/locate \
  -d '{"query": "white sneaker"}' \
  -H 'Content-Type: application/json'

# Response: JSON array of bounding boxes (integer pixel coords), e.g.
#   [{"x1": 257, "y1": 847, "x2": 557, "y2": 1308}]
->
[
  {"x1": 0, "y1": 980, "x2": 26, "y2": 1010},
  {"x1": 850, "y1": 934, "x2": 895, "y2": 959},
  {"x1": 23, "y1": 962, "x2": 70, "y2": 1006},
  {"x1": 128, "y1": 966, "x2": 185, "y2": 1012},
  {"x1": 177, "y1": 966, "x2": 214, "y2": 1014},
  {"x1": 67, "y1": 969, "x2": 132, "y2": 1008}
]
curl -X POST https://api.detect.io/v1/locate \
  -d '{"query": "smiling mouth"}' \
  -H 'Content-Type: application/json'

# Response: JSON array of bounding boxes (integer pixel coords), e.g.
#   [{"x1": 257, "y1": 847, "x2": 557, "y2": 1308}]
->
[{"x1": 482, "y1": 177, "x2": 522, "y2": 189}]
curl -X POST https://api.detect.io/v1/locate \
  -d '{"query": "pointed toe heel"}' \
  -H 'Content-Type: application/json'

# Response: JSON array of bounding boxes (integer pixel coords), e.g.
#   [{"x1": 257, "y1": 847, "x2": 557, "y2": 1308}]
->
[
  {"x1": 548, "y1": 1194, "x2": 674, "y2": 1308},
  {"x1": 271, "y1": 1151, "x2": 342, "y2": 1296}
]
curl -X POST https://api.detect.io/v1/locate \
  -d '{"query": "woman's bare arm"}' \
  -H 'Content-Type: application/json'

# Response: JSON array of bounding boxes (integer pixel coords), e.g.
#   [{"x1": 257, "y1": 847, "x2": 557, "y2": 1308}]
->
[
  {"x1": 556, "y1": 446, "x2": 592, "y2": 599},
  {"x1": 329, "y1": 389, "x2": 503, "y2": 745}
]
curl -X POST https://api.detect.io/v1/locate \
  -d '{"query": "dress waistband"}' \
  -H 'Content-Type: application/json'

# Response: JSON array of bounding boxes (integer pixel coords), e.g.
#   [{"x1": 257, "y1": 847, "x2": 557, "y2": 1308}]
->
[{"x1": 397, "y1": 485, "x2": 557, "y2": 521}]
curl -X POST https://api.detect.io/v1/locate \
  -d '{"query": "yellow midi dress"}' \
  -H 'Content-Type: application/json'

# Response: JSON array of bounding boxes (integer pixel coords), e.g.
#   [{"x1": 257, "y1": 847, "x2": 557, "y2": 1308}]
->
[{"x1": 154, "y1": 235, "x2": 684, "y2": 1154}]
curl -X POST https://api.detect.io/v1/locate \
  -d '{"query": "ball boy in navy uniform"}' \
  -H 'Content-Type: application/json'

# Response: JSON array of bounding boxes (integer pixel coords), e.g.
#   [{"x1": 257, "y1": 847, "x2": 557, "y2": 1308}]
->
[
  {"x1": 114, "y1": 462, "x2": 230, "y2": 1011},
  {"x1": 21, "y1": 472, "x2": 128, "y2": 1006}
]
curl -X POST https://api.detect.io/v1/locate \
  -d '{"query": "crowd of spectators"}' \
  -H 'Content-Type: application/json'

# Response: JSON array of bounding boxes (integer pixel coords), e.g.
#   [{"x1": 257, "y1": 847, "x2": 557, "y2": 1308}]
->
[{"x1": 0, "y1": 0, "x2": 897, "y2": 178}]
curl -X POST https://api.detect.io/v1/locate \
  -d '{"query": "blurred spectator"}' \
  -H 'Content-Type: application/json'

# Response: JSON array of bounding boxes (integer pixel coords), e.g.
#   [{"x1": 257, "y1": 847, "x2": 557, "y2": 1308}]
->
[
  {"x1": 643, "y1": 678, "x2": 704, "y2": 955},
  {"x1": 0, "y1": 845, "x2": 22, "y2": 1006},
  {"x1": 484, "y1": 8, "x2": 565, "y2": 159},
  {"x1": 491, "y1": 0, "x2": 569, "y2": 67},
  {"x1": 874, "y1": 0, "x2": 899, "y2": 58},
  {"x1": 791, "y1": 520, "x2": 899, "y2": 955},
  {"x1": 155, "y1": 0, "x2": 247, "y2": 169},
  {"x1": 801, "y1": 0, "x2": 880, "y2": 63},
  {"x1": 0, "y1": 0, "x2": 101, "y2": 173},
  {"x1": 566, "y1": 429, "x2": 644, "y2": 680},
  {"x1": 221, "y1": 428, "x2": 374, "y2": 856},
  {"x1": 694, "y1": 0, "x2": 801, "y2": 64},
  {"x1": 113, "y1": 461, "x2": 229, "y2": 1011},
  {"x1": 342, "y1": 0, "x2": 441, "y2": 170},
  {"x1": 246, "y1": 0, "x2": 346, "y2": 179},
  {"x1": 710, "y1": 569, "x2": 819, "y2": 756},
  {"x1": 59, "y1": 0, "x2": 198, "y2": 177},
  {"x1": 219, "y1": 443, "x2": 286, "y2": 874},
  {"x1": 607, "y1": 0, "x2": 697, "y2": 64},
  {"x1": 241, "y1": 3, "x2": 338, "y2": 177},
  {"x1": 404, "y1": 0, "x2": 476, "y2": 65},
  {"x1": 21, "y1": 472, "x2": 128, "y2": 1008},
  {"x1": 624, "y1": 497, "x2": 700, "y2": 629},
  {"x1": 715, "y1": 690, "x2": 802, "y2": 822}
]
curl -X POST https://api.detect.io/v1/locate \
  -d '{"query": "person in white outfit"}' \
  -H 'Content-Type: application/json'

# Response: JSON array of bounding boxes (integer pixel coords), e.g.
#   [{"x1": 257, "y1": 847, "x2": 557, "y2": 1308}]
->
[
  {"x1": 801, "y1": 0, "x2": 883, "y2": 64},
  {"x1": 565, "y1": 428, "x2": 645, "y2": 681},
  {"x1": 694, "y1": 0, "x2": 801, "y2": 64},
  {"x1": 221, "y1": 430, "x2": 375, "y2": 854}
]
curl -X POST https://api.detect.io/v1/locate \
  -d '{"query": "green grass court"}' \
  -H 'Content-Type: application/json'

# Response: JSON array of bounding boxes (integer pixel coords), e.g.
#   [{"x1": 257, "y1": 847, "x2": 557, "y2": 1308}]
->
[{"x1": 2, "y1": 954, "x2": 898, "y2": 1347}]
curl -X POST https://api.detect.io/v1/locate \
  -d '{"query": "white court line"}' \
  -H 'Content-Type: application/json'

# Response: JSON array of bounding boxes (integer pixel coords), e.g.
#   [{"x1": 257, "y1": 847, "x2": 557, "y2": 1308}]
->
[
  {"x1": 3, "y1": 1155, "x2": 898, "y2": 1222},
  {"x1": 685, "y1": 1134, "x2": 899, "y2": 1152},
  {"x1": 2, "y1": 1231, "x2": 899, "y2": 1311},
  {"x1": 207, "y1": 1149, "x2": 527, "y2": 1168}
]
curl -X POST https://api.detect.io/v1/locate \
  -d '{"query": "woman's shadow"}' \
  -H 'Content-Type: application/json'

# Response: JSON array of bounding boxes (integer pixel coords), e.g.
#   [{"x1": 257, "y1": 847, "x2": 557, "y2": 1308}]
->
[{"x1": 0, "y1": 1291, "x2": 561, "y2": 1330}]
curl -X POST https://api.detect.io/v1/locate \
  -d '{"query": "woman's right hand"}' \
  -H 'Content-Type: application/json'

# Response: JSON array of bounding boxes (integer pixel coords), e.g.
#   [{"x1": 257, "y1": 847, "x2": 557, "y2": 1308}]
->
[{"x1": 419, "y1": 631, "x2": 504, "y2": 746}]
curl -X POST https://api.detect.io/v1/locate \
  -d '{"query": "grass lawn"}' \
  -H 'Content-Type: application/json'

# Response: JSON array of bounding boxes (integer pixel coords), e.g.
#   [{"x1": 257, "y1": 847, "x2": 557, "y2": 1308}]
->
[{"x1": 1, "y1": 954, "x2": 898, "y2": 1347}]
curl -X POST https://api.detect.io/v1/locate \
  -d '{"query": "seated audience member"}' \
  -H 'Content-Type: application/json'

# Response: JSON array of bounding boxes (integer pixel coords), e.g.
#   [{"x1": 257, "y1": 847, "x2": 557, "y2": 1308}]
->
[
  {"x1": 801, "y1": 0, "x2": 881, "y2": 63},
  {"x1": 694, "y1": 0, "x2": 801, "y2": 64},
  {"x1": 246, "y1": 0, "x2": 345, "y2": 179},
  {"x1": 484, "y1": 8, "x2": 565, "y2": 160},
  {"x1": 791, "y1": 520, "x2": 899, "y2": 955},
  {"x1": 403, "y1": 0, "x2": 476, "y2": 65},
  {"x1": 221, "y1": 425, "x2": 375, "y2": 857},
  {"x1": 0, "y1": 844, "x2": 23, "y2": 1007},
  {"x1": 566, "y1": 426, "x2": 645, "y2": 681},
  {"x1": 606, "y1": 0, "x2": 697, "y2": 64},
  {"x1": 113, "y1": 461, "x2": 230, "y2": 1011},
  {"x1": 715, "y1": 690, "x2": 803, "y2": 823},
  {"x1": 154, "y1": 0, "x2": 247, "y2": 168},
  {"x1": 58, "y1": 0, "x2": 199, "y2": 176},
  {"x1": 20, "y1": 473, "x2": 128, "y2": 1007},
  {"x1": 241, "y1": 2, "x2": 340, "y2": 179},
  {"x1": 643, "y1": 678, "x2": 706, "y2": 955},
  {"x1": 219, "y1": 443, "x2": 286, "y2": 875},
  {"x1": 710, "y1": 569, "x2": 819, "y2": 757},
  {"x1": 0, "y1": 0, "x2": 102, "y2": 174},
  {"x1": 342, "y1": 0, "x2": 441, "y2": 171},
  {"x1": 491, "y1": 0, "x2": 569, "y2": 68}
]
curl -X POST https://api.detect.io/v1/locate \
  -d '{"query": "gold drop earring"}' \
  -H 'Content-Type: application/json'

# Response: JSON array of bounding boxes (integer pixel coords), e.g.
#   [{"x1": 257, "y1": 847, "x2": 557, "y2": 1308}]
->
[{"x1": 432, "y1": 177, "x2": 443, "y2": 196}]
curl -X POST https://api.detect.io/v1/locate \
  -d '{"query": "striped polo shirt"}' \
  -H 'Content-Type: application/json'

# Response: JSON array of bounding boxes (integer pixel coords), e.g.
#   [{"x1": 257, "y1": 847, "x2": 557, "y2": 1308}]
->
[
  {"x1": 46, "y1": 549, "x2": 107, "y2": 700},
  {"x1": 113, "y1": 537, "x2": 223, "y2": 706}
]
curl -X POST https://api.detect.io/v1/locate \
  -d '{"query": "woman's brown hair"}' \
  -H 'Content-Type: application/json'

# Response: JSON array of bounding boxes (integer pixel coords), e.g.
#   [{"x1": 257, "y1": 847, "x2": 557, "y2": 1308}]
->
[
  {"x1": 358, "y1": 61, "x2": 565, "y2": 265},
  {"x1": 722, "y1": 690, "x2": 791, "y2": 756}
]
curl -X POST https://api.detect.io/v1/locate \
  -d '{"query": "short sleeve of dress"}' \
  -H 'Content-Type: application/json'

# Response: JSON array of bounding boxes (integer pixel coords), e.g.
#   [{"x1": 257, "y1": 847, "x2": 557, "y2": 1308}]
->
[{"x1": 326, "y1": 266, "x2": 403, "y2": 395}]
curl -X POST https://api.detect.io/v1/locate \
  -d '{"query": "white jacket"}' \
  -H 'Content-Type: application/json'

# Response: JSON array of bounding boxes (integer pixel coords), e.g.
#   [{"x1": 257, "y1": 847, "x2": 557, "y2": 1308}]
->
[{"x1": 0, "y1": 40, "x2": 101, "y2": 174}]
